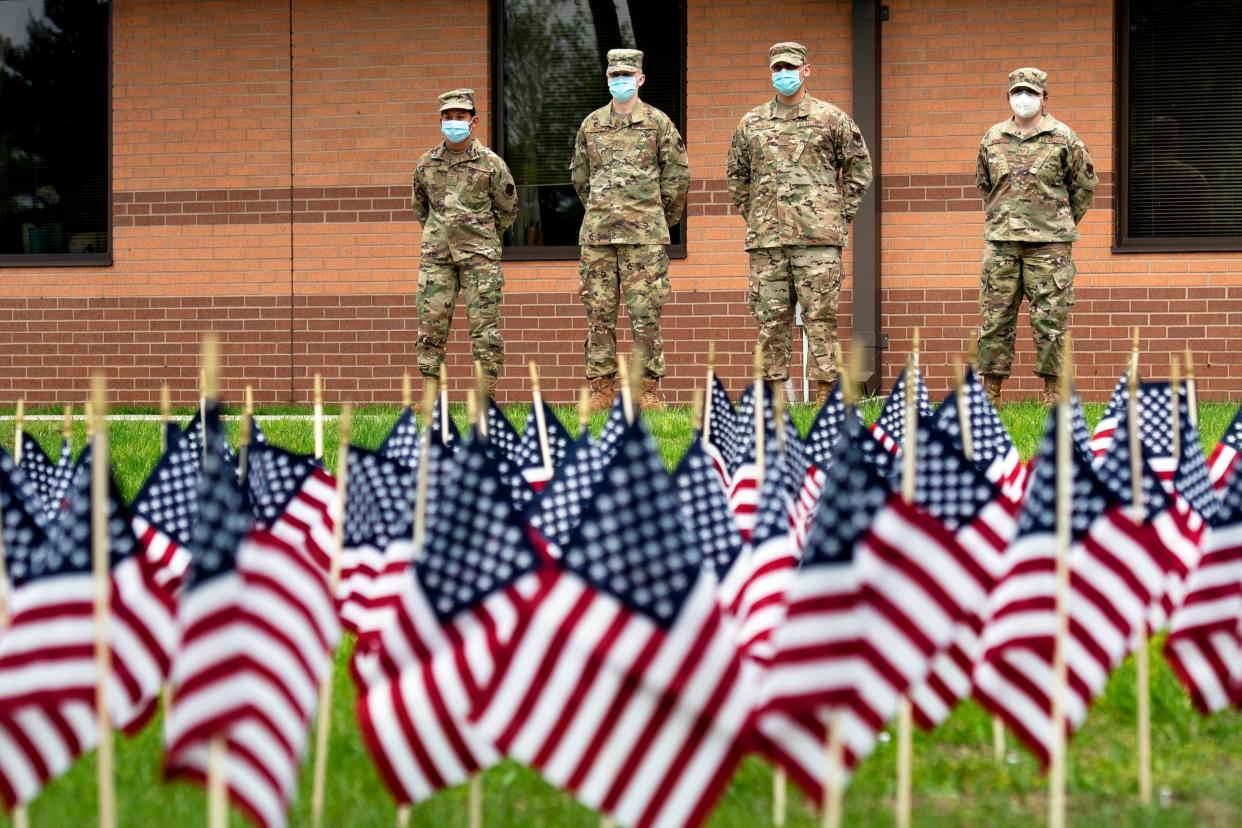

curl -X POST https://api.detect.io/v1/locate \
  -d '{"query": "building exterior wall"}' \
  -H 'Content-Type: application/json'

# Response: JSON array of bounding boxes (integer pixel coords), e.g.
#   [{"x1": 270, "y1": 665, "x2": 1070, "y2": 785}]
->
[{"x1": 2, "y1": 0, "x2": 1239, "y2": 406}]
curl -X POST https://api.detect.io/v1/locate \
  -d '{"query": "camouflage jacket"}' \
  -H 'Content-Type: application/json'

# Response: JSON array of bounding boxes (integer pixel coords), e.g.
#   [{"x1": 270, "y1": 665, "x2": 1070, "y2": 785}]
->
[
  {"x1": 976, "y1": 115, "x2": 1098, "y2": 243},
  {"x1": 570, "y1": 101, "x2": 690, "y2": 246},
  {"x1": 726, "y1": 95, "x2": 873, "y2": 250},
  {"x1": 413, "y1": 139, "x2": 518, "y2": 263}
]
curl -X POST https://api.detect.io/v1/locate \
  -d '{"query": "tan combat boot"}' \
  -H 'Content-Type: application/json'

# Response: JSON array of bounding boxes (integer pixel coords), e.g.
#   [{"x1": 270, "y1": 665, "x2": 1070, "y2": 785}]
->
[
  {"x1": 981, "y1": 374, "x2": 1004, "y2": 409},
  {"x1": 813, "y1": 380, "x2": 834, "y2": 407},
  {"x1": 479, "y1": 374, "x2": 497, "y2": 402},
  {"x1": 638, "y1": 377, "x2": 666, "y2": 412},
  {"x1": 421, "y1": 373, "x2": 439, "y2": 400},
  {"x1": 587, "y1": 377, "x2": 615, "y2": 413},
  {"x1": 1041, "y1": 375, "x2": 1061, "y2": 407}
]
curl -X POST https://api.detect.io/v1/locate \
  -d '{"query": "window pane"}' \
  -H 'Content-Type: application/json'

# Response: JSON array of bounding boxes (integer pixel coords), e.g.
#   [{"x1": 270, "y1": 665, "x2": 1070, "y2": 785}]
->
[
  {"x1": 498, "y1": 0, "x2": 683, "y2": 249},
  {"x1": 0, "y1": 0, "x2": 110, "y2": 258},
  {"x1": 1126, "y1": 0, "x2": 1242, "y2": 240}
]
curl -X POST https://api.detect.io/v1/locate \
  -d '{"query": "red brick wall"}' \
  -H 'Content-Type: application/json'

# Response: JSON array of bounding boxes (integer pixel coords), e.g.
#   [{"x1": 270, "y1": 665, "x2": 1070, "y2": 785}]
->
[{"x1": 1, "y1": 0, "x2": 1239, "y2": 408}]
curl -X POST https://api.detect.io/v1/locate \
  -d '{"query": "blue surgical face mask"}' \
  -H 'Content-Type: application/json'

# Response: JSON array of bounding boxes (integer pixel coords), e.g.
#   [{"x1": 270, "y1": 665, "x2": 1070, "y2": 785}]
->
[
  {"x1": 608, "y1": 75, "x2": 638, "y2": 102},
  {"x1": 441, "y1": 119, "x2": 472, "y2": 144},
  {"x1": 772, "y1": 68, "x2": 803, "y2": 96}
]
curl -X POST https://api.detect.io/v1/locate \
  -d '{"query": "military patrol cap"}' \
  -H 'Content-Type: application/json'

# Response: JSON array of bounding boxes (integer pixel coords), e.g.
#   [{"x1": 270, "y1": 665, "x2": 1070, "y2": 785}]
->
[
  {"x1": 769, "y1": 41, "x2": 808, "y2": 68},
  {"x1": 606, "y1": 49, "x2": 643, "y2": 74},
  {"x1": 1008, "y1": 67, "x2": 1047, "y2": 95},
  {"x1": 438, "y1": 88, "x2": 476, "y2": 112}
]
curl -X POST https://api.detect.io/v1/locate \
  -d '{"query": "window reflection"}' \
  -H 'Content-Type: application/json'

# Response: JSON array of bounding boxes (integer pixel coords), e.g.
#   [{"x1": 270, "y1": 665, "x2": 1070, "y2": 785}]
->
[
  {"x1": 0, "y1": 0, "x2": 110, "y2": 259},
  {"x1": 497, "y1": 0, "x2": 683, "y2": 252}
]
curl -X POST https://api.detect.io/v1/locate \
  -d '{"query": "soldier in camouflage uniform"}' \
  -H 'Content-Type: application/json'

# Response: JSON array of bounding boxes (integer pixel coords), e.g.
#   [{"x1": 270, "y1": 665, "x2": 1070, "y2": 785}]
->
[
  {"x1": 727, "y1": 42, "x2": 873, "y2": 406},
  {"x1": 571, "y1": 48, "x2": 690, "y2": 412},
  {"x1": 976, "y1": 68, "x2": 1098, "y2": 407},
  {"x1": 413, "y1": 88, "x2": 518, "y2": 399}
]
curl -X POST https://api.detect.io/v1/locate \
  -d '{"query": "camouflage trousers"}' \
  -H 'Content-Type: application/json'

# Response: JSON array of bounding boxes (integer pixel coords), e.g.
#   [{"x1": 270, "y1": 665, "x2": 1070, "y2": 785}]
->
[
  {"x1": 415, "y1": 253, "x2": 504, "y2": 378},
  {"x1": 747, "y1": 245, "x2": 843, "y2": 382},
  {"x1": 579, "y1": 244, "x2": 670, "y2": 380},
  {"x1": 977, "y1": 241, "x2": 1075, "y2": 379}
]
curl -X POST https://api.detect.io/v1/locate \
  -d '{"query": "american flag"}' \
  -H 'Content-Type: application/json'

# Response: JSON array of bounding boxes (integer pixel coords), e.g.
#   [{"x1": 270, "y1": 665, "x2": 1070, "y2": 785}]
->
[
  {"x1": 804, "y1": 380, "x2": 847, "y2": 475},
  {"x1": 900, "y1": 418, "x2": 1020, "y2": 730},
  {"x1": 726, "y1": 383, "x2": 781, "y2": 543},
  {"x1": 1165, "y1": 462, "x2": 1242, "y2": 715},
  {"x1": 352, "y1": 437, "x2": 545, "y2": 806},
  {"x1": 674, "y1": 434, "x2": 744, "y2": 581},
  {"x1": 702, "y1": 374, "x2": 742, "y2": 492},
  {"x1": 18, "y1": 432, "x2": 74, "y2": 522},
  {"x1": 797, "y1": 381, "x2": 850, "y2": 548},
  {"x1": 973, "y1": 412, "x2": 1170, "y2": 767},
  {"x1": 933, "y1": 366, "x2": 1027, "y2": 501},
  {"x1": 757, "y1": 413, "x2": 893, "y2": 799},
  {"x1": 472, "y1": 420, "x2": 758, "y2": 828},
  {"x1": 1208, "y1": 404, "x2": 1242, "y2": 492},
  {"x1": 382, "y1": 401, "x2": 457, "y2": 468},
  {"x1": 511, "y1": 399, "x2": 572, "y2": 492},
  {"x1": 0, "y1": 445, "x2": 176, "y2": 805},
  {"x1": 525, "y1": 398, "x2": 629, "y2": 556},
  {"x1": 869, "y1": 364, "x2": 932, "y2": 455},
  {"x1": 0, "y1": 447, "x2": 175, "y2": 730},
  {"x1": 164, "y1": 410, "x2": 339, "y2": 828},
  {"x1": 717, "y1": 444, "x2": 797, "y2": 665},
  {"x1": 131, "y1": 420, "x2": 206, "y2": 593},
  {"x1": 1090, "y1": 375, "x2": 1177, "y2": 483},
  {"x1": 336, "y1": 446, "x2": 417, "y2": 635},
  {"x1": 1095, "y1": 397, "x2": 1206, "y2": 630},
  {"x1": 0, "y1": 453, "x2": 97, "y2": 810},
  {"x1": 484, "y1": 398, "x2": 522, "y2": 460}
]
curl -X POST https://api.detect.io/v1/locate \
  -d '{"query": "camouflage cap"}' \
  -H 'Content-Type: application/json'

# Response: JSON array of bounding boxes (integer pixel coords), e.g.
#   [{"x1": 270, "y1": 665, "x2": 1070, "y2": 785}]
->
[
  {"x1": 769, "y1": 41, "x2": 808, "y2": 68},
  {"x1": 438, "y1": 88, "x2": 476, "y2": 112},
  {"x1": 606, "y1": 49, "x2": 643, "y2": 74},
  {"x1": 1008, "y1": 67, "x2": 1047, "y2": 95}
]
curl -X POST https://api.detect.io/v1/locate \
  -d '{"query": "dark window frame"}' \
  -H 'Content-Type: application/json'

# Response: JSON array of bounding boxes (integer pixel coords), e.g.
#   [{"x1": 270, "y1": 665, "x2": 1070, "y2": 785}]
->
[
  {"x1": 489, "y1": 0, "x2": 688, "y2": 262},
  {"x1": 0, "y1": 0, "x2": 113, "y2": 267},
  {"x1": 1115, "y1": 0, "x2": 1242, "y2": 253}
]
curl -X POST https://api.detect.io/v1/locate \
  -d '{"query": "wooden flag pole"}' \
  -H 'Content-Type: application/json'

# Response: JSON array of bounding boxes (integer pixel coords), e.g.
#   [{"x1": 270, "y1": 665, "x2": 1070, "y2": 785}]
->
[
  {"x1": 90, "y1": 373, "x2": 115, "y2": 828},
  {"x1": 13, "y1": 398, "x2": 24, "y2": 464},
  {"x1": 618, "y1": 355, "x2": 634, "y2": 425},
  {"x1": 207, "y1": 736, "x2": 228, "y2": 828},
  {"x1": 754, "y1": 345, "x2": 765, "y2": 483},
  {"x1": 199, "y1": 368, "x2": 207, "y2": 466},
  {"x1": 1125, "y1": 334, "x2": 1153, "y2": 807},
  {"x1": 314, "y1": 373, "x2": 325, "y2": 460},
  {"x1": 468, "y1": 775, "x2": 484, "y2": 828},
  {"x1": 691, "y1": 389, "x2": 704, "y2": 432},
  {"x1": 577, "y1": 387, "x2": 591, "y2": 438},
  {"x1": 820, "y1": 342, "x2": 862, "y2": 828},
  {"x1": 1049, "y1": 334, "x2": 1073, "y2": 828},
  {"x1": 403, "y1": 389, "x2": 434, "y2": 828},
  {"x1": 752, "y1": 341, "x2": 783, "y2": 825},
  {"x1": 896, "y1": 351, "x2": 917, "y2": 828},
  {"x1": 472, "y1": 362, "x2": 488, "y2": 440},
  {"x1": 439, "y1": 364, "x2": 451, "y2": 445},
  {"x1": 529, "y1": 361, "x2": 554, "y2": 477},
  {"x1": 1184, "y1": 348, "x2": 1198, "y2": 428},
  {"x1": 238, "y1": 386, "x2": 254, "y2": 495},
  {"x1": 459, "y1": 369, "x2": 491, "y2": 827},
  {"x1": 64, "y1": 402, "x2": 74, "y2": 444},
  {"x1": 197, "y1": 337, "x2": 230, "y2": 828},
  {"x1": 310, "y1": 404, "x2": 353, "y2": 828},
  {"x1": 413, "y1": 386, "x2": 436, "y2": 552},
  {"x1": 956, "y1": 360, "x2": 1005, "y2": 763},
  {"x1": 821, "y1": 710, "x2": 846, "y2": 828},
  {"x1": 702, "y1": 343, "x2": 716, "y2": 443},
  {"x1": 402, "y1": 371, "x2": 412, "y2": 412},
  {"x1": 159, "y1": 385, "x2": 171, "y2": 453}
]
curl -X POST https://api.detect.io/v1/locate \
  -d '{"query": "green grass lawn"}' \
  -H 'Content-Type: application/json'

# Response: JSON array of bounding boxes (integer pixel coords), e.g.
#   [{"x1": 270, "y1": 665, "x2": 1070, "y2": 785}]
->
[{"x1": 2, "y1": 400, "x2": 1240, "y2": 827}]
